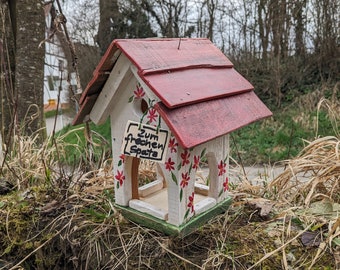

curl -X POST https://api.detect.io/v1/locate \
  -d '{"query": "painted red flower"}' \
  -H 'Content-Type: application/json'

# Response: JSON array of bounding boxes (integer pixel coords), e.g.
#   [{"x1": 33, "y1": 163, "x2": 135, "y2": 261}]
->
[
  {"x1": 115, "y1": 170, "x2": 125, "y2": 186},
  {"x1": 187, "y1": 192, "x2": 195, "y2": 213},
  {"x1": 165, "y1": 158, "x2": 175, "y2": 171},
  {"x1": 181, "y1": 150, "x2": 190, "y2": 166},
  {"x1": 192, "y1": 155, "x2": 200, "y2": 170},
  {"x1": 147, "y1": 108, "x2": 158, "y2": 123},
  {"x1": 180, "y1": 172, "x2": 190, "y2": 188},
  {"x1": 218, "y1": 160, "x2": 226, "y2": 176},
  {"x1": 118, "y1": 154, "x2": 125, "y2": 166},
  {"x1": 223, "y1": 177, "x2": 229, "y2": 192},
  {"x1": 134, "y1": 85, "x2": 145, "y2": 99},
  {"x1": 168, "y1": 138, "x2": 178, "y2": 153}
]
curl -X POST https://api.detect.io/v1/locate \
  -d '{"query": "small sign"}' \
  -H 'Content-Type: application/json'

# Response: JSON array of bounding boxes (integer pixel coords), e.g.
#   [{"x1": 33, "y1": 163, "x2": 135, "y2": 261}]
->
[{"x1": 122, "y1": 121, "x2": 169, "y2": 163}]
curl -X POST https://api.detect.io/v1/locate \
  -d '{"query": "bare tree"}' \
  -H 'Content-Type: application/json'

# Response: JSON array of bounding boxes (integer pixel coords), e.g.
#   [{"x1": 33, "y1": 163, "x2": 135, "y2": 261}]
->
[
  {"x1": 293, "y1": 0, "x2": 306, "y2": 56},
  {"x1": 63, "y1": 0, "x2": 339, "y2": 106},
  {"x1": 97, "y1": 0, "x2": 155, "y2": 54},
  {"x1": 140, "y1": 0, "x2": 190, "y2": 37},
  {"x1": 311, "y1": 0, "x2": 339, "y2": 80},
  {"x1": 62, "y1": 0, "x2": 99, "y2": 46},
  {"x1": 0, "y1": 0, "x2": 45, "y2": 142}
]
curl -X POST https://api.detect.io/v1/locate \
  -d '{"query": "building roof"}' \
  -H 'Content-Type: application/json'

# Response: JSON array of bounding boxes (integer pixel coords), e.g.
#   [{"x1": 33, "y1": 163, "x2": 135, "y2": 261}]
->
[{"x1": 73, "y1": 38, "x2": 272, "y2": 148}]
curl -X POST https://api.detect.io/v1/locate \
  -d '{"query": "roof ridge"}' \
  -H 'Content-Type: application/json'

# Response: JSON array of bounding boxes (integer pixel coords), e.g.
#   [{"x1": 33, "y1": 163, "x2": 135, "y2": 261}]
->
[{"x1": 140, "y1": 64, "x2": 234, "y2": 76}]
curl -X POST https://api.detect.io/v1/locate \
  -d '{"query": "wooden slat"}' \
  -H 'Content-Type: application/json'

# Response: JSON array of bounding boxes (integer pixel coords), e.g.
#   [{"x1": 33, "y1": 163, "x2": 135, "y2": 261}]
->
[
  {"x1": 138, "y1": 179, "x2": 164, "y2": 197},
  {"x1": 155, "y1": 91, "x2": 273, "y2": 149},
  {"x1": 94, "y1": 44, "x2": 121, "y2": 73},
  {"x1": 79, "y1": 73, "x2": 108, "y2": 105},
  {"x1": 115, "y1": 38, "x2": 233, "y2": 73},
  {"x1": 143, "y1": 67, "x2": 253, "y2": 108},
  {"x1": 73, "y1": 38, "x2": 272, "y2": 135},
  {"x1": 131, "y1": 157, "x2": 140, "y2": 200},
  {"x1": 129, "y1": 199, "x2": 168, "y2": 220},
  {"x1": 194, "y1": 183, "x2": 209, "y2": 196},
  {"x1": 72, "y1": 95, "x2": 97, "y2": 125},
  {"x1": 194, "y1": 197, "x2": 216, "y2": 216},
  {"x1": 89, "y1": 53, "x2": 132, "y2": 125}
]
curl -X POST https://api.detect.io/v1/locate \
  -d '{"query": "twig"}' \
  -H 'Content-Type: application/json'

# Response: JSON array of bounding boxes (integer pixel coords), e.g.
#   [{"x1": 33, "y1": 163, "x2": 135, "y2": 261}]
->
[
  {"x1": 115, "y1": 219, "x2": 129, "y2": 269},
  {"x1": 55, "y1": 0, "x2": 82, "y2": 101},
  {"x1": 5, "y1": 210, "x2": 12, "y2": 242}
]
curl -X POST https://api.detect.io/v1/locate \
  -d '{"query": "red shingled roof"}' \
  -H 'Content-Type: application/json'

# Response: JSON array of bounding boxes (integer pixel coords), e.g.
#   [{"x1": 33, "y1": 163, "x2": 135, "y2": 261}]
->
[{"x1": 73, "y1": 38, "x2": 272, "y2": 148}]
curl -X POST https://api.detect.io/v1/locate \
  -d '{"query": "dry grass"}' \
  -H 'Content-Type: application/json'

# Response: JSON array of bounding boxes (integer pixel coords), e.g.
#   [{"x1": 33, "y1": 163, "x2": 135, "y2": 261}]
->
[
  {"x1": 269, "y1": 136, "x2": 339, "y2": 205},
  {"x1": 1, "y1": 97, "x2": 339, "y2": 269}
]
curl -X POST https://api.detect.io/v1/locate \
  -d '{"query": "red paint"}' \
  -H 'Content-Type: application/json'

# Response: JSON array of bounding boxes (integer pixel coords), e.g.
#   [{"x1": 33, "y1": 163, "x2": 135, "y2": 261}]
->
[
  {"x1": 73, "y1": 38, "x2": 272, "y2": 148},
  {"x1": 143, "y1": 67, "x2": 253, "y2": 108},
  {"x1": 155, "y1": 91, "x2": 272, "y2": 149},
  {"x1": 114, "y1": 38, "x2": 233, "y2": 72}
]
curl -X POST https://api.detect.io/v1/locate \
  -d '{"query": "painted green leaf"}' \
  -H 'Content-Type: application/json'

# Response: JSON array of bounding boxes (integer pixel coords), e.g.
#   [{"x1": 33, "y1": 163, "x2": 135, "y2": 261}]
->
[
  {"x1": 184, "y1": 209, "x2": 190, "y2": 220},
  {"x1": 171, "y1": 172, "x2": 178, "y2": 185},
  {"x1": 116, "y1": 182, "x2": 120, "y2": 189},
  {"x1": 200, "y1": 148, "x2": 206, "y2": 158},
  {"x1": 177, "y1": 163, "x2": 182, "y2": 171},
  {"x1": 118, "y1": 160, "x2": 122, "y2": 167},
  {"x1": 180, "y1": 189, "x2": 183, "y2": 202},
  {"x1": 128, "y1": 96, "x2": 134, "y2": 103},
  {"x1": 224, "y1": 155, "x2": 228, "y2": 163},
  {"x1": 218, "y1": 189, "x2": 223, "y2": 197}
]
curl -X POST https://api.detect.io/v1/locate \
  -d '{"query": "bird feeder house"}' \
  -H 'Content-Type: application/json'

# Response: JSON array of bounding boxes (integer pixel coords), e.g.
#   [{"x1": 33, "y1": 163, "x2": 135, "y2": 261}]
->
[{"x1": 73, "y1": 38, "x2": 272, "y2": 236}]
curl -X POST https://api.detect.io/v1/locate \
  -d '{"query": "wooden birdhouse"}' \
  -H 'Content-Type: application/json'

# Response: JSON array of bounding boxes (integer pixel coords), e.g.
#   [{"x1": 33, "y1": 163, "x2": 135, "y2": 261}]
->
[{"x1": 73, "y1": 38, "x2": 272, "y2": 236}]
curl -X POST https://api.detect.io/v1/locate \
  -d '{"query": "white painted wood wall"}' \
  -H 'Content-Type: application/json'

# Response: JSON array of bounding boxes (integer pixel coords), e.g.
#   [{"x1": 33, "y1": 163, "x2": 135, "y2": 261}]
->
[{"x1": 89, "y1": 52, "x2": 230, "y2": 226}]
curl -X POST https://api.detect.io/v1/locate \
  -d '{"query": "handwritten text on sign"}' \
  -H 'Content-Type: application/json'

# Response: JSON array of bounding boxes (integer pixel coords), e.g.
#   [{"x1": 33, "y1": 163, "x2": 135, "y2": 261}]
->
[{"x1": 122, "y1": 121, "x2": 169, "y2": 163}]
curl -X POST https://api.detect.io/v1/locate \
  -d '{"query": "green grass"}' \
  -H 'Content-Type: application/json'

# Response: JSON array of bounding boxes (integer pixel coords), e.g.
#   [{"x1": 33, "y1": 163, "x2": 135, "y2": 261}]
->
[
  {"x1": 55, "y1": 118, "x2": 111, "y2": 165},
  {"x1": 56, "y1": 105, "x2": 338, "y2": 165},
  {"x1": 44, "y1": 108, "x2": 72, "y2": 119},
  {"x1": 231, "y1": 109, "x2": 338, "y2": 165}
]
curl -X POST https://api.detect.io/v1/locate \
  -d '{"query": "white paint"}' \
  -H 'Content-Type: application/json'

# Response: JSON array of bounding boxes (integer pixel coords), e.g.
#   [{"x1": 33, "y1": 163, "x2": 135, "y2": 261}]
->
[
  {"x1": 121, "y1": 121, "x2": 169, "y2": 163},
  {"x1": 90, "y1": 52, "x2": 132, "y2": 125},
  {"x1": 194, "y1": 197, "x2": 216, "y2": 215},
  {"x1": 138, "y1": 179, "x2": 164, "y2": 197},
  {"x1": 129, "y1": 199, "x2": 168, "y2": 220},
  {"x1": 194, "y1": 182, "x2": 209, "y2": 196},
  {"x1": 102, "y1": 51, "x2": 231, "y2": 226}
]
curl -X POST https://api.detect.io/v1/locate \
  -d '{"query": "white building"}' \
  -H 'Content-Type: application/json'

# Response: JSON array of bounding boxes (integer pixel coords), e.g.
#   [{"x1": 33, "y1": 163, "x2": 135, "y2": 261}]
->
[{"x1": 43, "y1": 3, "x2": 76, "y2": 111}]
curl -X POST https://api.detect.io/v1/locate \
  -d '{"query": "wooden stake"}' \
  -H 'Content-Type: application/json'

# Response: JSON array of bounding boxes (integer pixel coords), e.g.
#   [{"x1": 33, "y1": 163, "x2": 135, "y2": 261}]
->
[{"x1": 131, "y1": 157, "x2": 140, "y2": 199}]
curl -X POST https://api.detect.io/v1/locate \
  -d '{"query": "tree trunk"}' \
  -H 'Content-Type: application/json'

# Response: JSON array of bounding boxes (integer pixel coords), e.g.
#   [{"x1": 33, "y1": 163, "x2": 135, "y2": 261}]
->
[
  {"x1": 0, "y1": 0, "x2": 45, "y2": 142},
  {"x1": 97, "y1": 0, "x2": 118, "y2": 54},
  {"x1": 258, "y1": 0, "x2": 269, "y2": 60},
  {"x1": 293, "y1": 0, "x2": 306, "y2": 56},
  {"x1": 207, "y1": 0, "x2": 215, "y2": 40},
  {"x1": 0, "y1": 1, "x2": 16, "y2": 142},
  {"x1": 15, "y1": 0, "x2": 45, "y2": 137}
]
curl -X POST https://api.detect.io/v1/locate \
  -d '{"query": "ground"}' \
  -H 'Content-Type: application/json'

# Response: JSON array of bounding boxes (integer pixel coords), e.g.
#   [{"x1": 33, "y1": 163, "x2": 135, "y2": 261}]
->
[
  {"x1": 0, "y1": 158, "x2": 339, "y2": 269},
  {"x1": 0, "y1": 114, "x2": 339, "y2": 269}
]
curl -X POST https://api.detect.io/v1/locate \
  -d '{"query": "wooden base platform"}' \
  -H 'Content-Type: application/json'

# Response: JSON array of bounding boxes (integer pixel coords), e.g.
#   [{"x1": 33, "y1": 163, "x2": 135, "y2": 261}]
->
[{"x1": 115, "y1": 196, "x2": 233, "y2": 237}]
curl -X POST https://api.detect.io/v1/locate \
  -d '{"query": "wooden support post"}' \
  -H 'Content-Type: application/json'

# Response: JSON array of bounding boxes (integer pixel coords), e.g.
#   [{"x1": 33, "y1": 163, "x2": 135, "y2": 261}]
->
[
  {"x1": 207, "y1": 152, "x2": 219, "y2": 199},
  {"x1": 131, "y1": 157, "x2": 140, "y2": 199}
]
